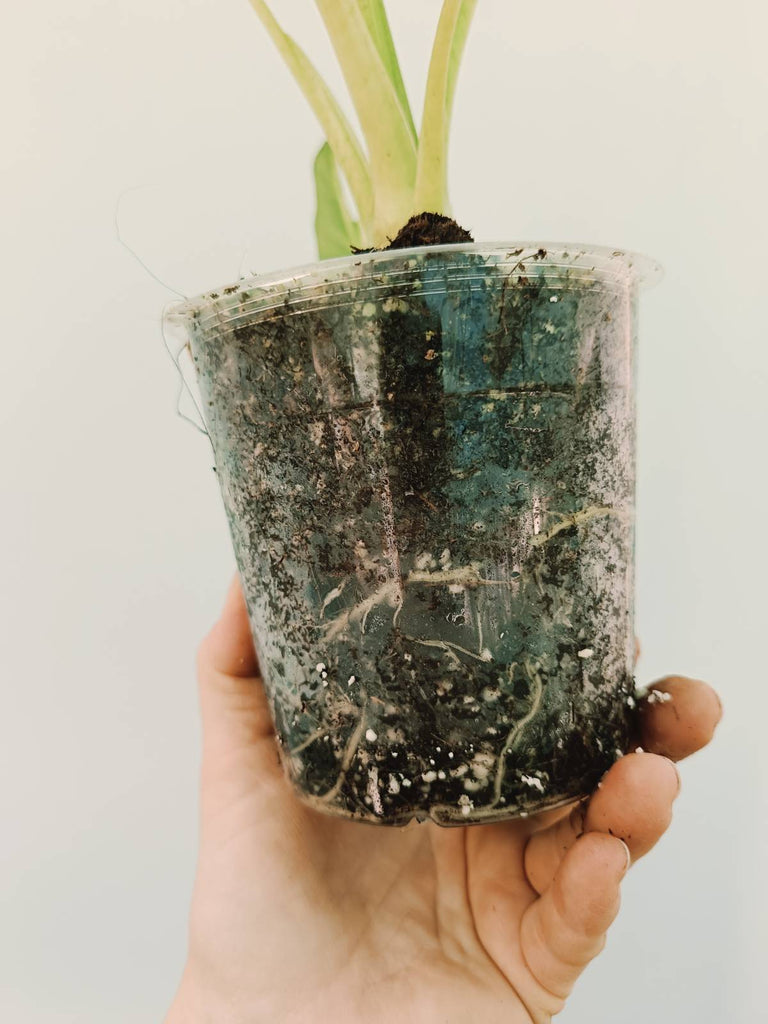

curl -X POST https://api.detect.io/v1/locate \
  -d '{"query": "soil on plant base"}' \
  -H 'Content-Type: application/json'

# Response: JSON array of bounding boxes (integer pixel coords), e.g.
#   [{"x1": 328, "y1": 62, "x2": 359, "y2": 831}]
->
[
  {"x1": 352, "y1": 212, "x2": 474, "y2": 254},
  {"x1": 386, "y1": 212, "x2": 474, "y2": 250}
]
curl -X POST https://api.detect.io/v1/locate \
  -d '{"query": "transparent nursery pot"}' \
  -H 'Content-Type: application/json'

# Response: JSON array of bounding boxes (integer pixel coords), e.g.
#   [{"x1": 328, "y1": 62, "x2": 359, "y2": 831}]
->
[{"x1": 167, "y1": 243, "x2": 661, "y2": 826}]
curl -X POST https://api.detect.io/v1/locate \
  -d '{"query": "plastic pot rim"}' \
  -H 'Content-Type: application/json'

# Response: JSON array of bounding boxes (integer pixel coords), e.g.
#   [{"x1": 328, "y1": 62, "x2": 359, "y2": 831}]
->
[{"x1": 166, "y1": 240, "x2": 663, "y2": 328}]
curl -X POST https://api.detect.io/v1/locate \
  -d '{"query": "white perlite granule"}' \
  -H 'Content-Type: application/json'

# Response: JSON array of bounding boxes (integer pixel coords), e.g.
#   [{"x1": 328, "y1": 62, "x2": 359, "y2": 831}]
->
[
  {"x1": 520, "y1": 773, "x2": 546, "y2": 793},
  {"x1": 367, "y1": 767, "x2": 383, "y2": 815}
]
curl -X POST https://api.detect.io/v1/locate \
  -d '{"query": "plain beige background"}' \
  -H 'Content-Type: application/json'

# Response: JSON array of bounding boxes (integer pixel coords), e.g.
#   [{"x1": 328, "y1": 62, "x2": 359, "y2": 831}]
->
[{"x1": 2, "y1": 1, "x2": 766, "y2": 1020}]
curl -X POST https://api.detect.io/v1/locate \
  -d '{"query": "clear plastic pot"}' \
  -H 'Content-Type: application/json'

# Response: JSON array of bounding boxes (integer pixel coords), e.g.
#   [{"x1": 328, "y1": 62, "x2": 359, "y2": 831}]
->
[{"x1": 167, "y1": 243, "x2": 661, "y2": 826}]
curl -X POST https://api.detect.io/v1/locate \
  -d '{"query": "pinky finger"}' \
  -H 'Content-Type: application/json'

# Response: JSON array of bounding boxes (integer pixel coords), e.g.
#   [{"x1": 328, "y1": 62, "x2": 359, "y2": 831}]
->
[{"x1": 519, "y1": 832, "x2": 630, "y2": 1006}]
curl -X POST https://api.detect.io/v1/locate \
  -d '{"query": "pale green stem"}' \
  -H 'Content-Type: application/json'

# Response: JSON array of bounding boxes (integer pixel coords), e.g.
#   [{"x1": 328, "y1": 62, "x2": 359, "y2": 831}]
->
[
  {"x1": 356, "y1": 0, "x2": 417, "y2": 143},
  {"x1": 247, "y1": 0, "x2": 374, "y2": 233},
  {"x1": 315, "y1": 0, "x2": 417, "y2": 244},
  {"x1": 413, "y1": 0, "x2": 477, "y2": 215}
]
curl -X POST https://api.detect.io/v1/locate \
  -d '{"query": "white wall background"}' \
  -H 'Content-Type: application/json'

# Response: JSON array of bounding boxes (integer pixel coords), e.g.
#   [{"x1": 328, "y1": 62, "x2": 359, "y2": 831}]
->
[{"x1": 2, "y1": 1, "x2": 766, "y2": 1020}]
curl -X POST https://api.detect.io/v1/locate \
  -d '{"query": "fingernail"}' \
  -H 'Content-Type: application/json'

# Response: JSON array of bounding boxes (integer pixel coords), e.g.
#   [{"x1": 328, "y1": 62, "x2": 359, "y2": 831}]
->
[
  {"x1": 663, "y1": 755, "x2": 682, "y2": 796},
  {"x1": 618, "y1": 839, "x2": 632, "y2": 876},
  {"x1": 714, "y1": 690, "x2": 724, "y2": 724}
]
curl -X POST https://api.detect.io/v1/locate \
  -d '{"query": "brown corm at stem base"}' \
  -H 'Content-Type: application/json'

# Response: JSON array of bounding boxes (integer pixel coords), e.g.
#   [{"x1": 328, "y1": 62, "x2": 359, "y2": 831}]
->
[
  {"x1": 385, "y1": 212, "x2": 474, "y2": 250},
  {"x1": 351, "y1": 213, "x2": 474, "y2": 254}
]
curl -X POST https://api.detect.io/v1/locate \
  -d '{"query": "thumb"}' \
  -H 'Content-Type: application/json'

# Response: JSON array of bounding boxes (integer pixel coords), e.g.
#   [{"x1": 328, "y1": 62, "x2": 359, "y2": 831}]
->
[
  {"x1": 520, "y1": 831, "x2": 630, "y2": 1004},
  {"x1": 196, "y1": 576, "x2": 284, "y2": 800}
]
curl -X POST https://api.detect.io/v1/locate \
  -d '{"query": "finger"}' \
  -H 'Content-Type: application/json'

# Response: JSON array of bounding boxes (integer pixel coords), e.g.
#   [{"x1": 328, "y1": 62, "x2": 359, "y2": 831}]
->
[
  {"x1": 199, "y1": 574, "x2": 259, "y2": 678},
  {"x1": 636, "y1": 675, "x2": 722, "y2": 761},
  {"x1": 523, "y1": 676, "x2": 720, "y2": 893},
  {"x1": 197, "y1": 575, "x2": 281, "y2": 781},
  {"x1": 524, "y1": 751, "x2": 679, "y2": 894},
  {"x1": 524, "y1": 675, "x2": 719, "y2": 836},
  {"x1": 523, "y1": 801, "x2": 588, "y2": 894},
  {"x1": 520, "y1": 832, "x2": 629, "y2": 1002}
]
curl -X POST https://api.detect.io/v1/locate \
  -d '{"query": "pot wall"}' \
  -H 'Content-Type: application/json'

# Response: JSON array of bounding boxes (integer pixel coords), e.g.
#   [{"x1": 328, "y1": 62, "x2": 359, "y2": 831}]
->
[{"x1": 173, "y1": 244, "x2": 656, "y2": 825}]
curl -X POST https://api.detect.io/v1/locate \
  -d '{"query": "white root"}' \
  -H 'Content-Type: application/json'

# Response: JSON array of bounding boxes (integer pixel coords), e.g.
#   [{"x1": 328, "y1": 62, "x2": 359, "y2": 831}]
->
[
  {"x1": 491, "y1": 660, "x2": 544, "y2": 807},
  {"x1": 315, "y1": 696, "x2": 368, "y2": 804},
  {"x1": 530, "y1": 504, "x2": 624, "y2": 547}
]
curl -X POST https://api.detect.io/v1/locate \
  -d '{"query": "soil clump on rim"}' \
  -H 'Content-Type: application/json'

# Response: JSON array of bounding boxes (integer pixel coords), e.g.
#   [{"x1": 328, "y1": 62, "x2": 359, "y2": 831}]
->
[{"x1": 353, "y1": 212, "x2": 473, "y2": 254}]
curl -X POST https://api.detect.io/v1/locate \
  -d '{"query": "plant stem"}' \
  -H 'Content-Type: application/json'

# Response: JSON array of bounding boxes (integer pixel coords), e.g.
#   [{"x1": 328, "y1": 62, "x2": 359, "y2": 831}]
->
[
  {"x1": 356, "y1": 0, "x2": 417, "y2": 143},
  {"x1": 315, "y1": 0, "x2": 417, "y2": 244},
  {"x1": 413, "y1": 0, "x2": 477, "y2": 215},
  {"x1": 247, "y1": 0, "x2": 374, "y2": 232}
]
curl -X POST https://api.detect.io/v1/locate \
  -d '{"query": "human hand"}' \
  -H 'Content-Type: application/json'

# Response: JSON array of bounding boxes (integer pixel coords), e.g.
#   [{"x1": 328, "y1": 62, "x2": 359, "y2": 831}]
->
[{"x1": 165, "y1": 578, "x2": 721, "y2": 1024}]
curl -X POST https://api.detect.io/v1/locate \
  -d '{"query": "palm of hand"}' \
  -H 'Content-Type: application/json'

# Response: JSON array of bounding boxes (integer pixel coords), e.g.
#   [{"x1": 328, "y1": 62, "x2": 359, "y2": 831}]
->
[{"x1": 168, "y1": 581, "x2": 720, "y2": 1024}]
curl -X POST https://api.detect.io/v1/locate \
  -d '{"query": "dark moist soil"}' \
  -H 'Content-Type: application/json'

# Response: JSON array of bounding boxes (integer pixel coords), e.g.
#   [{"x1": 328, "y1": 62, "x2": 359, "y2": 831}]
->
[
  {"x1": 353, "y1": 212, "x2": 474, "y2": 254},
  {"x1": 387, "y1": 212, "x2": 474, "y2": 250},
  {"x1": 189, "y1": 250, "x2": 636, "y2": 826}
]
